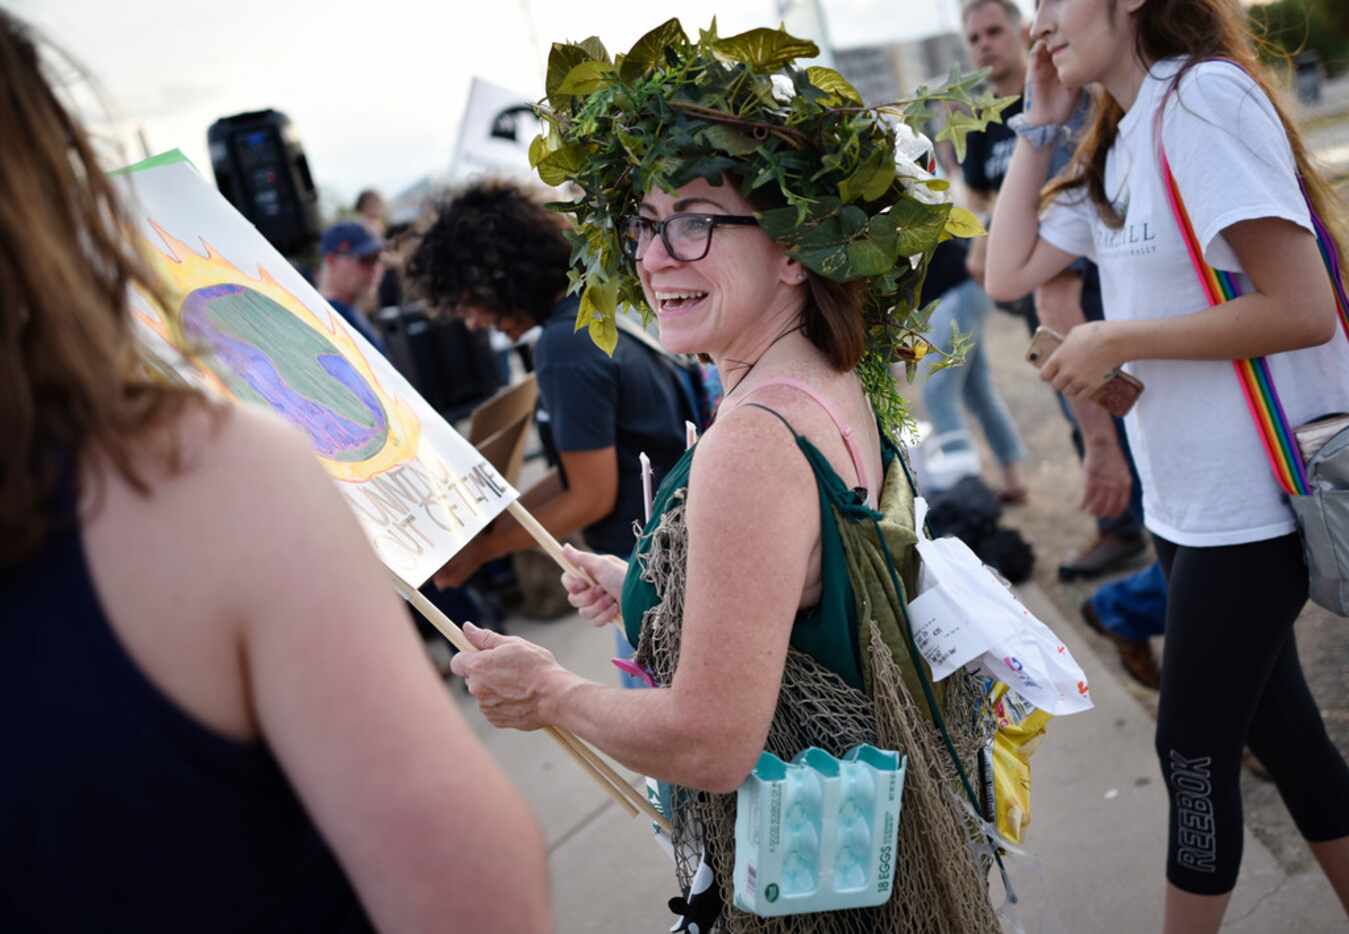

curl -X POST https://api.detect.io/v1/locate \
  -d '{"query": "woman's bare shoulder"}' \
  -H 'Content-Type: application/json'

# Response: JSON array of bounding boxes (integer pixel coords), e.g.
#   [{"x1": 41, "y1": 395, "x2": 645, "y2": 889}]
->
[
  {"x1": 714, "y1": 375, "x2": 878, "y2": 493},
  {"x1": 125, "y1": 402, "x2": 327, "y2": 507},
  {"x1": 690, "y1": 399, "x2": 814, "y2": 493},
  {"x1": 94, "y1": 402, "x2": 354, "y2": 601}
]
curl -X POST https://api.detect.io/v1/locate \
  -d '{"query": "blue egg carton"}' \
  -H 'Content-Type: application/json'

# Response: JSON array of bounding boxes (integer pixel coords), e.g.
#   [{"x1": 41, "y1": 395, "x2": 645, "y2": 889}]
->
[{"x1": 732, "y1": 745, "x2": 907, "y2": 917}]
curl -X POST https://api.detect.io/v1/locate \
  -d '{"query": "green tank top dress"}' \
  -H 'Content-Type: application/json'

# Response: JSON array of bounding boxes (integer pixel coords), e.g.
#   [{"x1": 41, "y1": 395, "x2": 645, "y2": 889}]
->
[{"x1": 619, "y1": 407, "x2": 899, "y2": 693}]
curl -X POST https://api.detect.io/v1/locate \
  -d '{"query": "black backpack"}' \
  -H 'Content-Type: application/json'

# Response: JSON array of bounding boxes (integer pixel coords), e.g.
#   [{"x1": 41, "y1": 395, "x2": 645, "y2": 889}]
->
[{"x1": 615, "y1": 314, "x2": 717, "y2": 431}]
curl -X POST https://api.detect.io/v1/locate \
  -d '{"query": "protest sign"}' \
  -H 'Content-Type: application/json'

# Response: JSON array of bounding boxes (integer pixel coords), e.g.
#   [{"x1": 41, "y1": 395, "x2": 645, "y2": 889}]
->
[{"x1": 117, "y1": 151, "x2": 516, "y2": 586}]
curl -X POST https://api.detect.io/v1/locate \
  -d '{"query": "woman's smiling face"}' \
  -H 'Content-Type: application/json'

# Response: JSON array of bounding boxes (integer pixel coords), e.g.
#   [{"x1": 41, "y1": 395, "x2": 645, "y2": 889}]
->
[
  {"x1": 634, "y1": 177, "x2": 805, "y2": 359},
  {"x1": 1032, "y1": 0, "x2": 1136, "y2": 89}
]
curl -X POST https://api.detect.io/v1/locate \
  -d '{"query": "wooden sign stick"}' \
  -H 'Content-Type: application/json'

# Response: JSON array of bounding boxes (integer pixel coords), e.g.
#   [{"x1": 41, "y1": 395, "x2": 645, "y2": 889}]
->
[
  {"x1": 504, "y1": 500, "x2": 627, "y2": 632},
  {"x1": 506, "y1": 501, "x2": 586, "y2": 580},
  {"x1": 391, "y1": 572, "x2": 672, "y2": 833}
]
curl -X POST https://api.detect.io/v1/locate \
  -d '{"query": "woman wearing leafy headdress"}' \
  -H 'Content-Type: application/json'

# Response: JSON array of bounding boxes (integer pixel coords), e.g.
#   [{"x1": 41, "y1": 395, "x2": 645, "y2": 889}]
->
[{"x1": 451, "y1": 19, "x2": 1011, "y2": 932}]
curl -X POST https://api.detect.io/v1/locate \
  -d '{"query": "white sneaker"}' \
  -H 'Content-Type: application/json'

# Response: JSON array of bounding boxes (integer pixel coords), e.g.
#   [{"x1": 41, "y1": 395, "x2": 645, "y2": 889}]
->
[{"x1": 921, "y1": 431, "x2": 981, "y2": 492}]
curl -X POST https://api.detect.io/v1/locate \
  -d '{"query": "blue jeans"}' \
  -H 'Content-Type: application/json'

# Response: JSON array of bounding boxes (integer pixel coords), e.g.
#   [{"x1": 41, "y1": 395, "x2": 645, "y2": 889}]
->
[
  {"x1": 921, "y1": 279, "x2": 1026, "y2": 467},
  {"x1": 1088, "y1": 561, "x2": 1167, "y2": 641}
]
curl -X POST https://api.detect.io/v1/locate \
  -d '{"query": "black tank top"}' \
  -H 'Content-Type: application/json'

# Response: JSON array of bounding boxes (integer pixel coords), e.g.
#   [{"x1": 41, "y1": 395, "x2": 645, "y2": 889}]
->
[{"x1": 0, "y1": 469, "x2": 373, "y2": 933}]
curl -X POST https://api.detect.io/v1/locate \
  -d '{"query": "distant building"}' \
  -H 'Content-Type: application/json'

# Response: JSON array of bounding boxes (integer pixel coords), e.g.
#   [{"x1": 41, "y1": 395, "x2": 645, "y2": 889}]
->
[{"x1": 836, "y1": 33, "x2": 972, "y2": 107}]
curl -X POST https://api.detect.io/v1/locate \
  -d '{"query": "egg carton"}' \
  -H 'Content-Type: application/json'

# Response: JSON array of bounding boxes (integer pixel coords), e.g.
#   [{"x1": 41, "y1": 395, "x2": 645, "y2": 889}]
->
[{"x1": 733, "y1": 745, "x2": 907, "y2": 917}]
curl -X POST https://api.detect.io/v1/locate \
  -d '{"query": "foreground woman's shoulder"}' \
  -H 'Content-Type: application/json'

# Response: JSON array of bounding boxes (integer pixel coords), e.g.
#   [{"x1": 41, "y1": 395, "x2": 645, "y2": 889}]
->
[
  {"x1": 160, "y1": 401, "x2": 328, "y2": 489},
  {"x1": 689, "y1": 398, "x2": 819, "y2": 499},
  {"x1": 122, "y1": 401, "x2": 345, "y2": 547}
]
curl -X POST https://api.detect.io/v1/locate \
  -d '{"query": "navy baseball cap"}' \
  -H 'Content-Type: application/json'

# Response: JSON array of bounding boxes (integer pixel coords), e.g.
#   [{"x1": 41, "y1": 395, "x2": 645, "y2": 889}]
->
[{"x1": 320, "y1": 221, "x2": 384, "y2": 258}]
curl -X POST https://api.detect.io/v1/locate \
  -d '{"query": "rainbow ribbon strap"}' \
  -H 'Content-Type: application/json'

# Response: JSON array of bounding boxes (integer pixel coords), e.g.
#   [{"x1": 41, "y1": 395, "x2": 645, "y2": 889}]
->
[{"x1": 1158, "y1": 142, "x2": 1349, "y2": 497}]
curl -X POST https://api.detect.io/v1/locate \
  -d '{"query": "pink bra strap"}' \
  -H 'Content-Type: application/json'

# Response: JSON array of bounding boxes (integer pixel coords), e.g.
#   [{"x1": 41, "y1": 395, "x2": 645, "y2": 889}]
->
[{"x1": 742, "y1": 377, "x2": 870, "y2": 494}]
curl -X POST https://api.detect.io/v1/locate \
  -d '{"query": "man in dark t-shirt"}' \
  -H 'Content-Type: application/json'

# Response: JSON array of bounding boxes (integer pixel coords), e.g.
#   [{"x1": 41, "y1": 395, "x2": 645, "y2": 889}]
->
[
  {"x1": 532, "y1": 296, "x2": 688, "y2": 557},
  {"x1": 955, "y1": 0, "x2": 1029, "y2": 319},
  {"x1": 961, "y1": 95, "x2": 1021, "y2": 205}
]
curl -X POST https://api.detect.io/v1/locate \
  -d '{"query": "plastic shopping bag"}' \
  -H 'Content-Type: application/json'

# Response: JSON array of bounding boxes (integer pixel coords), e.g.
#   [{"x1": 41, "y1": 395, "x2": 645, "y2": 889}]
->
[{"x1": 906, "y1": 497, "x2": 1093, "y2": 716}]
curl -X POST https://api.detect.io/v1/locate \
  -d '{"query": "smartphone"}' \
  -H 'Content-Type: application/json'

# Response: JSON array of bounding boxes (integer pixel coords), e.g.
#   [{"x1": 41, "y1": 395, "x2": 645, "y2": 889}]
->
[
  {"x1": 1025, "y1": 326, "x2": 1063, "y2": 367},
  {"x1": 1024, "y1": 326, "x2": 1144, "y2": 418}
]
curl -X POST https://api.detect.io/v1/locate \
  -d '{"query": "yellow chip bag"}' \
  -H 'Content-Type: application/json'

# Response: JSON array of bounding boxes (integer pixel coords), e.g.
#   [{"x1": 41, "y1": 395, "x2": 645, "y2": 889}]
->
[{"x1": 988, "y1": 683, "x2": 1052, "y2": 843}]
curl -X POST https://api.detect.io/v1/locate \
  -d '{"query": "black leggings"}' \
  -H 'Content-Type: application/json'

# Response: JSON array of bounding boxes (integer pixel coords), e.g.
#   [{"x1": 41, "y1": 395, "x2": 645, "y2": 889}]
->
[{"x1": 1153, "y1": 532, "x2": 1349, "y2": 894}]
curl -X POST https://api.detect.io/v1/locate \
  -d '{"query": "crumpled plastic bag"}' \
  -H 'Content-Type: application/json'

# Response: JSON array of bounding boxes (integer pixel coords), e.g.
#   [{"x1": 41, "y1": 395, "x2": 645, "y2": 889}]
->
[{"x1": 907, "y1": 497, "x2": 1093, "y2": 716}]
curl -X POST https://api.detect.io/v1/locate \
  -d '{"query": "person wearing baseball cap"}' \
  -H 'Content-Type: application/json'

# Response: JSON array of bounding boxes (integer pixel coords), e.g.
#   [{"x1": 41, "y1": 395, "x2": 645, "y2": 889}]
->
[{"x1": 319, "y1": 220, "x2": 386, "y2": 352}]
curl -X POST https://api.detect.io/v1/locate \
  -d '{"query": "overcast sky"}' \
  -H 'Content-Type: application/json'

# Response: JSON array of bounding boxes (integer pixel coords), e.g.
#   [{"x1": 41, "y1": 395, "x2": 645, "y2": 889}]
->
[{"x1": 11, "y1": 0, "x2": 1034, "y2": 204}]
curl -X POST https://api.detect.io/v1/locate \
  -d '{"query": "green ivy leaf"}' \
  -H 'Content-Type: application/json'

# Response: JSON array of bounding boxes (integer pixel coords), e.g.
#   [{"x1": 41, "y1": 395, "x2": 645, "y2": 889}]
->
[
  {"x1": 837, "y1": 205, "x2": 869, "y2": 238},
  {"x1": 945, "y1": 205, "x2": 986, "y2": 239},
  {"x1": 846, "y1": 238, "x2": 895, "y2": 276},
  {"x1": 888, "y1": 199, "x2": 953, "y2": 256},
  {"x1": 700, "y1": 124, "x2": 760, "y2": 156},
  {"x1": 579, "y1": 278, "x2": 618, "y2": 350},
  {"x1": 558, "y1": 60, "x2": 616, "y2": 96},
  {"x1": 865, "y1": 212, "x2": 899, "y2": 258},
  {"x1": 795, "y1": 245, "x2": 849, "y2": 277},
  {"x1": 616, "y1": 128, "x2": 646, "y2": 160},
  {"x1": 620, "y1": 18, "x2": 688, "y2": 82},
  {"x1": 578, "y1": 36, "x2": 611, "y2": 63},
  {"x1": 537, "y1": 144, "x2": 587, "y2": 186},
  {"x1": 936, "y1": 97, "x2": 1016, "y2": 163},
  {"x1": 528, "y1": 134, "x2": 548, "y2": 169},
  {"x1": 806, "y1": 66, "x2": 863, "y2": 104},
  {"x1": 670, "y1": 154, "x2": 741, "y2": 188},
  {"x1": 713, "y1": 27, "x2": 818, "y2": 71},
  {"x1": 574, "y1": 298, "x2": 594, "y2": 331},
  {"x1": 838, "y1": 146, "x2": 895, "y2": 204},
  {"x1": 757, "y1": 205, "x2": 800, "y2": 242},
  {"x1": 588, "y1": 312, "x2": 619, "y2": 355},
  {"x1": 547, "y1": 43, "x2": 590, "y2": 104}
]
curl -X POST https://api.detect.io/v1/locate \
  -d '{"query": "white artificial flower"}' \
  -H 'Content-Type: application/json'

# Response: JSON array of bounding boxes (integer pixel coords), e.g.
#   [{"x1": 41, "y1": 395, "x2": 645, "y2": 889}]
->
[
  {"x1": 888, "y1": 119, "x2": 950, "y2": 206},
  {"x1": 892, "y1": 120, "x2": 933, "y2": 166},
  {"x1": 770, "y1": 73, "x2": 796, "y2": 103}
]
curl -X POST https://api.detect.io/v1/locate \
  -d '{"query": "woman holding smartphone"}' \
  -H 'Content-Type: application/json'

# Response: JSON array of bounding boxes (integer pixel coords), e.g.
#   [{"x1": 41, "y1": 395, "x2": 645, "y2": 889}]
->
[{"x1": 986, "y1": 0, "x2": 1349, "y2": 930}]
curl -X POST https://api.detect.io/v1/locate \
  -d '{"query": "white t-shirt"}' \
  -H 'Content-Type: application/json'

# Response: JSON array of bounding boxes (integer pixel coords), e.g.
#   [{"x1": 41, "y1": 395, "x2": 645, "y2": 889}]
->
[{"x1": 1040, "y1": 58, "x2": 1349, "y2": 547}]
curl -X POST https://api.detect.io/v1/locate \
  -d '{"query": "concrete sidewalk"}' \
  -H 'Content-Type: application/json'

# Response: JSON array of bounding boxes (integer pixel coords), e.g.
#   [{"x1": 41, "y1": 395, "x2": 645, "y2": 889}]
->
[{"x1": 450, "y1": 584, "x2": 1345, "y2": 932}]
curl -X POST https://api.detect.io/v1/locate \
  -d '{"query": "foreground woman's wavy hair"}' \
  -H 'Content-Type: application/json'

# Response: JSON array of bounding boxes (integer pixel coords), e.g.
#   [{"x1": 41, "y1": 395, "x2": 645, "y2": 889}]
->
[
  {"x1": 0, "y1": 10, "x2": 199, "y2": 565},
  {"x1": 1046, "y1": 0, "x2": 1348, "y2": 283}
]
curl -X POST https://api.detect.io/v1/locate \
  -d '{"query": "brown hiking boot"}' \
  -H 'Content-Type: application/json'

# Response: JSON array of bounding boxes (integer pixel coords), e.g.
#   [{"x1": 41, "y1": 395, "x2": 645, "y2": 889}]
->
[
  {"x1": 1058, "y1": 533, "x2": 1147, "y2": 581},
  {"x1": 1080, "y1": 600, "x2": 1162, "y2": 690}
]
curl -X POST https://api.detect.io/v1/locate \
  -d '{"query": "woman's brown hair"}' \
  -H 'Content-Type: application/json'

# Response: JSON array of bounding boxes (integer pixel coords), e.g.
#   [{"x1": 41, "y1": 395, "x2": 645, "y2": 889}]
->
[
  {"x1": 1045, "y1": 0, "x2": 1348, "y2": 284},
  {"x1": 737, "y1": 177, "x2": 867, "y2": 372},
  {"x1": 0, "y1": 11, "x2": 201, "y2": 565}
]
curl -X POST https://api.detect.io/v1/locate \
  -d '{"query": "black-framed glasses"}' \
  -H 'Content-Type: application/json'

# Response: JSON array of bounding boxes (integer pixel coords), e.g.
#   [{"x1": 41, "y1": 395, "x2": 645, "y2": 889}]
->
[{"x1": 620, "y1": 212, "x2": 759, "y2": 263}]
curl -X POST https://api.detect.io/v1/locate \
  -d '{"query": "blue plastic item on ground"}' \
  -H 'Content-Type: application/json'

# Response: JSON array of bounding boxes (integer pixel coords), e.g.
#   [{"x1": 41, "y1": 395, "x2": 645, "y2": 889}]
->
[{"x1": 733, "y1": 745, "x2": 907, "y2": 917}]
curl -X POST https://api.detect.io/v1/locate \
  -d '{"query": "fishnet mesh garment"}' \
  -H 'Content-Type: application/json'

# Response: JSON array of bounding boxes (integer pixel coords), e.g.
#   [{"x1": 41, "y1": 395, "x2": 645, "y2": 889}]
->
[{"x1": 634, "y1": 490, "x2": 1001, "y2": 933}]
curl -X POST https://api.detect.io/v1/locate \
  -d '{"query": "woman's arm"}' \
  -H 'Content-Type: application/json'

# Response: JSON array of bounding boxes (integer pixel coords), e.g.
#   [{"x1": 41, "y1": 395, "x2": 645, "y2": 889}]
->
[
  {"x1": 985, "y1": 136, "x2": 1080, "y2": 302},
  {"x1": 986, "y1": 41, "x2": 1087, "y2": 301},
  {"x1": 454, "y1": 405, "x2": 820, "y2": 794},
  {"x1": 1041, "y1": 217, "x2": 1337, "y2": 399},
  {"x1": 225, "y1": 412, "x2": 552, "y2": 933}
]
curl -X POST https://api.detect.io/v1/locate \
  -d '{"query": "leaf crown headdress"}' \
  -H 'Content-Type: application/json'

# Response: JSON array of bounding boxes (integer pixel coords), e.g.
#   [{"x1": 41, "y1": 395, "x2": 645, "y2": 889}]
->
[{"x1": 531, "y1": 18, "x2": 1013, "y2": 436}]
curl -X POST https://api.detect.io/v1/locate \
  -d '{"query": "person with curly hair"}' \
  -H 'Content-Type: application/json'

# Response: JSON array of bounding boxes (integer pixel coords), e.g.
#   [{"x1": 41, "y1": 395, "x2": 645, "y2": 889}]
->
[{"x1": 407, "y1": 181, "x2": 693, "y2": 685}]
